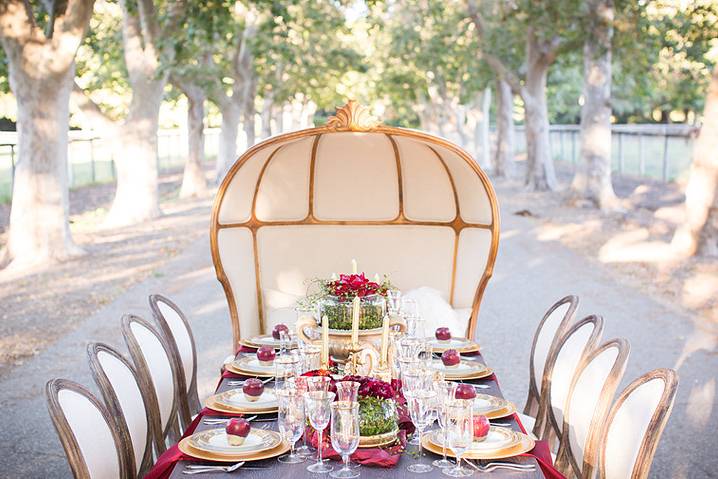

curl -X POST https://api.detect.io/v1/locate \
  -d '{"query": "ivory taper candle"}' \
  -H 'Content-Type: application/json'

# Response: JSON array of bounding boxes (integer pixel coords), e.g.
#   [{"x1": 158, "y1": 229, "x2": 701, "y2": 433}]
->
[
  {"x1": 351, "y1": 295, "x2": 360, "y2": 345},
  {"x1": 321, "y1": 315, "x2": 329, "y2": 368},
  {"x1": 351, "y1": 259, "x2": 357, "y2": 274},
  {"x1": 380, "y1": 313, "x2": 390, "y2": 366}
]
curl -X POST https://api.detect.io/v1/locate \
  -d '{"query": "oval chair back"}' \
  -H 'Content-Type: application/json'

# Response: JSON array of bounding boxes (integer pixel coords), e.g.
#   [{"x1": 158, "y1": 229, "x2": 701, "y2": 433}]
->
[
  {"x1": 121, "y1": 314, "x2": 180, "y2": 449},
  {"x1": 46, "y1": 378, "x2": 130, "y2": 479},
  {"x1": 525, "y1": 295, "x2": 579, "y2": 417},
  {"x1": 538, "y1": 314, "x2": 604, "y2": 441},
  {"x1": 599, "y1": 368, "x2": 678, "y2": 479},
  {"x1": 555, "y1": 338, "x2": 630, "y2": 478},
  {"x1": 149, "y1": 294, "x2": 200, "y2": 429},
  {"x1": 210, "y1": 102, "x2": 500, "y2": 346},
  {"x1": 86, "y1": 342, "x2": 155, "y2": 478}
]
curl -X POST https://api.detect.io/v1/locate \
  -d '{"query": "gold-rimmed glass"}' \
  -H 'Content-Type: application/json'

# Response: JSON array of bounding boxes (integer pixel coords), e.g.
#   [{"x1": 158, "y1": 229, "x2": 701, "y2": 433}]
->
[
  {"x1": 304, "y1": 390, "x2": 336, "y2": 473},
  {"x1": 276, "y1": 388, "x2": 306, "y2": 464},
  {"x1": 329, "y1": 401, "x2": 360, "y2": 479},
  {"x1": 443, "y1": 399, "x2": 474, "y2": 477}
]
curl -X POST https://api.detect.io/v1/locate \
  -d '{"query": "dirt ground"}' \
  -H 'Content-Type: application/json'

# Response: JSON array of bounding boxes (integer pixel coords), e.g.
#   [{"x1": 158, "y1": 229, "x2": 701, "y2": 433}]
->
[
  {"x1": 493, "y1": 166, "x2": 717, "y2": 328},
  {"x1": 0, "y1": 164, "x2": 715, "y2": 376},
  {"x1": 0, "y1": 170, "x2": 214, "y2": 374}
]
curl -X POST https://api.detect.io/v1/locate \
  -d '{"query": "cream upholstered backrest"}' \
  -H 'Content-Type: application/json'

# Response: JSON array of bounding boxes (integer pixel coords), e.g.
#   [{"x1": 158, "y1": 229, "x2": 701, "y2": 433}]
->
[
  {"x1": 600, "y1": 369, "x2": 678, "y2": 479},
  {"x1": 91, "y1": 346, "x2": 150, "y2": 476},
  {"x1": 46, "y1": 379, "x2": 126, "y2": 479},
  {"x1": 530, "y1": 296, "x2": 578, "y2": 393},
  {"x1": 546, "y1": 315, "x2": 603, "y2": 435},
  {"x1": 211, "y1": 102, "x2": 500, "y2": 345},
  {"x1": 155, "y1": 299, "x2": 195, "y2": 394},
  {"x1": 560, "y1": 339, "x2": 629, "y2": 477},
  {"x1": 127, "y1": 320, "x2": 176, "y2": 431}
]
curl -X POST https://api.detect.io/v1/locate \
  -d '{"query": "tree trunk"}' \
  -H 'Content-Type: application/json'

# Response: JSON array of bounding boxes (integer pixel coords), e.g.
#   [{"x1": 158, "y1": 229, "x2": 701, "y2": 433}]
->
[
  {"x1": 260, "y1": 94, "x2": 273, "y2": 139},
  {"x1": 216, "y1": 102, "x2": 241, "y2": 183},
  {"x1": 671, "y1": 64, "x2": 718, "y2": 256},
  {"x1": 3, "y1": 68, "x2": 84, "y2": 267},
  {"x1": 478, "y1": 87, "x2": 491, "y2": 169},
  {"x1": 242, "y1": 76, "x2": 256, "y2": 148},
  {"x1": 105, "y1": 82, "x2": 163, "y2": 226},
  {"x1": 523, "y1": 55, "x2": 557, "y2": 190},
  {"x1": 494, "y1": 78, "x2": 515, "y2": 177},
  {"x1": 570, "y1": 0, "x2": 617, "y2": 209},
  {"x1": 180, "y1": 88, "x2": 208, "y2": 198}
]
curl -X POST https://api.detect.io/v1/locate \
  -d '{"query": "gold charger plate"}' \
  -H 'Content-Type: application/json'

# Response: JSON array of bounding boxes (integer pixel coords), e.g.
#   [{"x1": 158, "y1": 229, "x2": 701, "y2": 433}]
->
[
  {"x1": 432, "y1": 358, "x2": 493, "y2": 380},
  {"x1": 190, "y1": 428, "x2": 282, "y2": 455},
  {"x1": 429, "y1": 337, "x2": 481, "y2": 353},
  {"x1": 226, "y1": 355, "x2": 276, "y2": 378},
  {"x1": 239, "y1": 334, "x2": 297, "y2": 350},
  {"x1": 422, "y1": 428, "x2": 535, "y2": 460},
  {"x1": 473, "y1": 394, "x2": 518, "y2": 419},
  {"x1": 179, "y1": 436, "x2": 290, "y2": 463},
  {"x1": 357, "y1": 428, "x2": 398, "y2": 448},
  {"x1": 205, "y1": 394, "x2": 278, "y2": 414}
]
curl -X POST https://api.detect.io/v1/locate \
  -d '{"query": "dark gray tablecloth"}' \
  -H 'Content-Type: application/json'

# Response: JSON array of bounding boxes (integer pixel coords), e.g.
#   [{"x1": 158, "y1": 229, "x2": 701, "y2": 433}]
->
[{"x1": 167, "y1": 355, "x2": 545, "y2": 478}]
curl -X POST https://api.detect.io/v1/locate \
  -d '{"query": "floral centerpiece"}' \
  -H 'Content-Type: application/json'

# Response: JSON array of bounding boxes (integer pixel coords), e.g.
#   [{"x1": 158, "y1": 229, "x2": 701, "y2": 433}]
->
[
  {"x1": 343, "y1": 375, "x2": 399, "y2": 438},
  {"x1": 299, "y1": 272, "x2": 394, "y2": 330}
]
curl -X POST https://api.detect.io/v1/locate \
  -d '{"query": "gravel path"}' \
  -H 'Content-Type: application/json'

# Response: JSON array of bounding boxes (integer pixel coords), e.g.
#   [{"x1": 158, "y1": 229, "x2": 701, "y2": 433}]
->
[{"x1": 0, "y1": 190, "x2": 713, "y2": 478}]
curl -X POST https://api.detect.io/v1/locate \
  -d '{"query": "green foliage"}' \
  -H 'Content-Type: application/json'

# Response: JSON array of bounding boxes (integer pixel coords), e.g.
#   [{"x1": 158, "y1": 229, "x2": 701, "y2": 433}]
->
[{"x1": 358, "y1": 396, "x2": 398, "y2": 436}]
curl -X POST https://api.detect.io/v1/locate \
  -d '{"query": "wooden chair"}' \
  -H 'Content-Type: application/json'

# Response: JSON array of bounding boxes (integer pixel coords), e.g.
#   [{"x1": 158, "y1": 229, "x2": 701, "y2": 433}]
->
[
  {"x1": 523, "y1": 295, "x2": 580, "y2": 420},
  {"x1": 86, "y1": 342, "x2": 156, "y2": 478},
  {"x1": 535, "y1": 314, "x2": 604, "y2": 442},
  {"x1": 148, "y1": 294, "x2": 200, "y2": 430},
  {"x1": 554, "y1": 338, "x2": 631, "y2": 478},
  {"x1": 121, "y1": 314, "x2": 181, "y2": 448},
  {"x1": 46, "y1": 378, "x2": 130, "y2": 479},
  {"x1": 598, "y1": 368, "x2": 678, "y2": 479},
  {"x1": 209, "y1": 101, "x2": 500, "y2": 347}
]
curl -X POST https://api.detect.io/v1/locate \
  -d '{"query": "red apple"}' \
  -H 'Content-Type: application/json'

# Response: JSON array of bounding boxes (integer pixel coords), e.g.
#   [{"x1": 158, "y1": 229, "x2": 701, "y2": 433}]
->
[
  {"x1": 441, "y1": 349, "x2": 461, "y2": 368},
  {"x1": 256, "y1": 346, "x2": 276, "y2": 365},
  {"x1": 435, "y1": 327, "x2": 452, "y2": 341},
  {"x1": 473, "y1": 415, "x2": 490, "y2": 442},
  {"x1": 454, "y1": 383, "x2": 477, "y2": 400},
  {"x1": 226, "y1": 417, "x2": 251, "y2": 446},
  {"x1": 272, "y1": 323, "x2": 290, "y2": 340},
  {"x1": 242, "y1": 378, "x2": 265, "y2": 402}
]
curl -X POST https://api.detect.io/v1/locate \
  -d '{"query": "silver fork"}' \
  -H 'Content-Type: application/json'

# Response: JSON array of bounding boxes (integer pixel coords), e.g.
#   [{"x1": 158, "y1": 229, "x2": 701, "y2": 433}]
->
[
  {"x1": 183, "y1": 461, "x2": 245, "y2": 474},
  {"x1": 203, "y1": 415, "x2": 257, "y2": 425},
  {"x1": 463, "y1": 459, "x2": 536, "y2": 473}
]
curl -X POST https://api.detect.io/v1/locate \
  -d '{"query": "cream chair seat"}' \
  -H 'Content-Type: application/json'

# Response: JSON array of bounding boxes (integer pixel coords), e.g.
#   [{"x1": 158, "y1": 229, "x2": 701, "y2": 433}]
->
[{"x1": 210, "y1": 102, "x2": 500, "y2": 347}]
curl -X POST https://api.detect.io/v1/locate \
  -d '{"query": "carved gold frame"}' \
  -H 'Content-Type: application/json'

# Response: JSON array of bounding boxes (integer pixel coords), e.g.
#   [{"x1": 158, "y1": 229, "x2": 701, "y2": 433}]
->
[{"x1": 210, "y1": 102, "x2": 501, "y2": 347}]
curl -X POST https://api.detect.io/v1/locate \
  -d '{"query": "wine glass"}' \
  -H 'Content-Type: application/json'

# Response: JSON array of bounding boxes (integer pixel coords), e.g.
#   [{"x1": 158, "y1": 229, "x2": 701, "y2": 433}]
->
[
  {"x1": 304, "y1": 390, "x2": 336, "y2": 473},
  {"x1": 386, "y1": 289, "x2": 402, "y2": 316},
  {"x1": 432, "y1": 380, "x2": 457, "y2": 468},
  {"x1": 329, "y1": 401, "x2": 360, "y2": 479},
  {"x1": 275, "y1": 351, "x2": 301, "y2": 390},
  {"x1": 301, "y1": 344, "x2": 322, "y2": 372},
  {"x1": 306, "y1": 375, "x2": 331, "y2": 393},
  {"x1": 336, "y1": 381, "x2": 360, "y2": 402},
  {"x1": 277, "y1": 388, "x2": 306, "y2": 464},
  {"x1": 405, "y1": 389, "x2": 437, "y2": 473},
  {"x1": 443, "y1": 400, "x2": 474, "y2": 477},
  {"x1": 400, "y1": 298, "x2": 419, "y2": 323},
  {"x1": 285, "y1": 376, "x2": 314, "y2": 459}
]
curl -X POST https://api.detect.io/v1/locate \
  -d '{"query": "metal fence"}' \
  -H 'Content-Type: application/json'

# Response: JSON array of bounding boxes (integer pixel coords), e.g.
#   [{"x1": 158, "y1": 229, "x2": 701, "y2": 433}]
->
[
  {"x1": 0, "y1": 123, "x2": 697, "y2": 202},
  {"x1": 513, "y1": 124, "x2": 696, "y2": 182},
  {"x1": 0, "y1": 128, "x2": 221, "y2": 201}
]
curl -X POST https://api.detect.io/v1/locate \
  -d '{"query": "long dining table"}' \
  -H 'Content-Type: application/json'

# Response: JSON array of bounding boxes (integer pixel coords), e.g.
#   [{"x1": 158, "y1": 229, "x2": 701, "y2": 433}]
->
[{"x1": 146, "y1": 346, "x2": 564, "y2": 479}]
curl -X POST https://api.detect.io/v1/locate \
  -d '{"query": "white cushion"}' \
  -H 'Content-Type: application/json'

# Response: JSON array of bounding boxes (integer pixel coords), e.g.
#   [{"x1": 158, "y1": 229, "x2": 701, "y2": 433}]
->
[
  {"x1": 403, "y1": 287, "x2": 465, "y2": 336},
  {"x1": 534, "y1": 302, "x2": 571, "y2": 390},
  {"x1": 58, "y1": 389, "x2": 120, "y2": 479},
  {"x1": 157, "y1": 301, "x2": 194, "y2": 393}
]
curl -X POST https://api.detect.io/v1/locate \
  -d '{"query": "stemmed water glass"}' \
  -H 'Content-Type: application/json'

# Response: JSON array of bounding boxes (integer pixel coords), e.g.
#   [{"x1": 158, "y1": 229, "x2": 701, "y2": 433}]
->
[
  {"x1": 336, "y1": 381, "x2": 360, "y2": 402},
  {"x1": 307, "y1": 375, "x2": 332, "y2": 393},
  {"x1": 432, "y1": 379, "x2": 457, "y2": 468},
  {"x1": 405, "y1": 389, "x2": 437, "y2": 473},
  {"x1": 329, "y1": 402, "x2": 361, "y2": 479},
  {"x1": 304, "y1": 390, "x2": 336, "y2": 473},
  {"x1": 275, "y1": 351, "x2": 301, "y2": 390},
  {"x1": 387, "y1": 289, "x2": 402, "y2": 316},
  {"x1": 401, "y1": 365, "x2": 434, "y2": 445},
  {"x1": 443, "y1": 399, "x2": 474, "y2": 477},
  {"x1": 286, "y1": 376, "x2": 314, "y2": 460},
  {"x1": 301, "y1": 344, "x2": 322, "y2": 372},
  {"x1": 276, "y1": 388, "x2": 306, "y2": 464}
]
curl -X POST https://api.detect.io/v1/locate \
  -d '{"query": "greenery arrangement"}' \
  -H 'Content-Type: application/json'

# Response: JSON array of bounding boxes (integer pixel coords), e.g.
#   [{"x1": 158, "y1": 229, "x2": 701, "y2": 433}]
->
[
  {"x1": 298, "y1": 273, "x2": 394, "y2": 330},
  {"x1": 344, "y1": 376, "x2": 399, "y2": 437}
]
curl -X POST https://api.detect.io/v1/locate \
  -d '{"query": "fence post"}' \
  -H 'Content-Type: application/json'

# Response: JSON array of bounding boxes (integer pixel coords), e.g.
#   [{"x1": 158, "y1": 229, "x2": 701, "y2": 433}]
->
[
  {"x1": 661, "y1": 131, "x2": 668, "y2": 183},
  {"x1": 571, "y1": 129, "x2": 577, "y2": 165},
  {"x1": 559, "y1": 130, "x2": 565, "y2": 162},
  {"x1": 618, "y1": 132, "x2": 624, "y2": 174},
  {"x1": 90, "y1": 138, "x2": 96, "y2": 183},
  {"x1": 638, "y1": 134, "x2": 645, "y2": 176}
]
